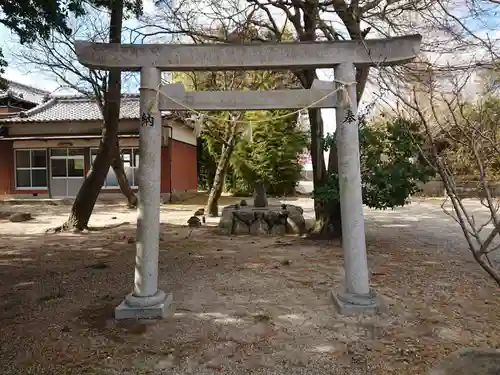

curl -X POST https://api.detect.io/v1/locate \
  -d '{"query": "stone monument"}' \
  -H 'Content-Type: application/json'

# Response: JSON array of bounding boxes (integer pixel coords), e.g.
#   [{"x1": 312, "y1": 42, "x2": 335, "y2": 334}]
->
[
  {"x1": 253, "y1": 181, "x2": 268, "y2": 208},
  {"x1": 75, "y1": 34, "x2": 422, "y2": 319}
]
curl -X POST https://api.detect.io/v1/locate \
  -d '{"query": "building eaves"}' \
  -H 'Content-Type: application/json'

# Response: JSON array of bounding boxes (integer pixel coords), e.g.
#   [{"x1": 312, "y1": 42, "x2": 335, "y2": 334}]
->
[
  {"x1": 0, "y1": 94, "x2": 192, "y2": 126},
  {"x1": 0, "y1": 80, "x2": 51, "y2": 105}
]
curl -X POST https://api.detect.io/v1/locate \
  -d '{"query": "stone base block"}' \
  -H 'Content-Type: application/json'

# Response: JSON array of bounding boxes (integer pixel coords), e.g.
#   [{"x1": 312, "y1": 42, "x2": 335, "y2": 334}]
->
[
  {"x1": 115, "y1": 292, "x2": 173, "y2": 320},
  {"x1": 218, "y1": 204, "x2": 306, "y2": 236},
  {"x1": 331, "y1": 288, "x2": 386, "y2": 315}
]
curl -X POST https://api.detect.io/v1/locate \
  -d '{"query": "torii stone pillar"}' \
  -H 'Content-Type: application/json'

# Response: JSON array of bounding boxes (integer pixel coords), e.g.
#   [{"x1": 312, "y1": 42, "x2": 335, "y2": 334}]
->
[
  {"x1": 114, "y1": 67, "x2": 172, "y2": 319},
  {"x1": 332, "y1": 62, "x2": 377, "y2": 313},
  {"x1": 74, "y1": 34, "x2": 422, "y2": 319}
]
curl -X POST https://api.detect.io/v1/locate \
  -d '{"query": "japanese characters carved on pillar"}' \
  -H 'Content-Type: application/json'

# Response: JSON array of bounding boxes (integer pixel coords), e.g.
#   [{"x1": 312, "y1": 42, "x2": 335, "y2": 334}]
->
[{"x1": 141, "y1": 111, "x2": 154, "y2": 127}]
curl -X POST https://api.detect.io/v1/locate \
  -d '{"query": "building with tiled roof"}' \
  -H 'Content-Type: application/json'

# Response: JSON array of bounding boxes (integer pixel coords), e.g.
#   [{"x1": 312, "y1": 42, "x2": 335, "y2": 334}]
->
[
  {"x1": 2, "y1": 94, "x2": 140, "y2": 123},
  {"x1": 0, "y1": 86, "x2": 197, "y2": 200},
  {"x1": 0, "y1": 80, "x2": 51, "y2": 114}
]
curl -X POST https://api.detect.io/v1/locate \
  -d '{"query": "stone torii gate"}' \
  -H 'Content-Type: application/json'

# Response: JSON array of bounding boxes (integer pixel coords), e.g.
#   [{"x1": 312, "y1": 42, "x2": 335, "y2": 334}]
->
[{"x1": 75, "y1": 34, "x2": 422, "y2": 319}]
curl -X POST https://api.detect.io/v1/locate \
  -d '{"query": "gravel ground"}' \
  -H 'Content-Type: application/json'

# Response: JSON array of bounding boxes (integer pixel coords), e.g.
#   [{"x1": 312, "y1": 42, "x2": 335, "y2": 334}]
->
[
  {"x1": 0, "y1": 196, "x2": 498, "y2": 375},
  {"x1": 364, "y1": 198, "x2": 500, "y2": 263}
]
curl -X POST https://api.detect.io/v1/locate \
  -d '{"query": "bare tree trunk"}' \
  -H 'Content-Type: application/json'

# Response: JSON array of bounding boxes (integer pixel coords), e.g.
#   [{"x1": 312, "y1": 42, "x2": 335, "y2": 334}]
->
[
  {"x1": 111, "y1": 139, "x2": 137, "y2": 208},
  {"x1": 294, "y1": 67, "x2": 343, "y2": 239},
  {"x1": 307, "y1": 106, "x2": 343, "y2": 239},
  {"x1": 304, "y1": 5, "x2": 371, "y2": 239},
  {"x1": 205, "y1": 121, "x2": 238, "y2": 217},
  {"x1": 293, "y1": 5, "x2": 345, "y2": 239},
  {"x1": 59, "y1": 0, "x2": 124, "y2": 231}
]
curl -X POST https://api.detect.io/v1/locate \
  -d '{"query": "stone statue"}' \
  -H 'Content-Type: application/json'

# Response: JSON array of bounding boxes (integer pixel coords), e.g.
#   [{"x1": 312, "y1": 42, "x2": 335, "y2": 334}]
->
[{"x1": 253, "y1": 181, "x2": 268, "y2": 207}]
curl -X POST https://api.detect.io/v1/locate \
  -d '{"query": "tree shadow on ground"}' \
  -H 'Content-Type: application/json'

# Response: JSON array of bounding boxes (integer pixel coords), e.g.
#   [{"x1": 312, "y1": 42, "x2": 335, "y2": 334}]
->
[{"x1": 0, "y1": 214, "x2": 499, "y2": 375}]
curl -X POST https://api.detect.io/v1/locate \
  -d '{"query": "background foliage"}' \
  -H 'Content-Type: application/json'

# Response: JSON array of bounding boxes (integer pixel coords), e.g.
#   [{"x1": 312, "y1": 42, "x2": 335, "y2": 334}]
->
[
  {"x1": 438, "y1": 96, "x2": 500, "y2": 179},
  {"x1": 229, "y1": 110, "x2": 308, "y2": 196},
  {"x1": 197, "y1": 110, "x2": 309, "y2": 196},
  {"x1": 314, "y1": 117, "x2": 436, "y2": 209}
]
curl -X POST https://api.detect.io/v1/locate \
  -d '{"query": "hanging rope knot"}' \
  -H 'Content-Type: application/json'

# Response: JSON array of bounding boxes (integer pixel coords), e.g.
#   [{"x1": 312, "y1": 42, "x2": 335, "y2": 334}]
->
[
  {"x1": 139, "y1": 84, "x2": 161, "y2": 115},
  {"x1": 149, "y1": 85, "x2": 161, "y2": 114}
]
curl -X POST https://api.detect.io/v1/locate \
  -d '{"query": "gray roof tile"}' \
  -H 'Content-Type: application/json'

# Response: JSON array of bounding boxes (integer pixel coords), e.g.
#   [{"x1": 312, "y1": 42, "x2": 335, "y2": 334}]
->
[
  {"x1": 1, "y1": 94, "x2": 188, "y2": 123},
  {"x1": 0, "y1": 80, "x2": 50, "y2": 105}
]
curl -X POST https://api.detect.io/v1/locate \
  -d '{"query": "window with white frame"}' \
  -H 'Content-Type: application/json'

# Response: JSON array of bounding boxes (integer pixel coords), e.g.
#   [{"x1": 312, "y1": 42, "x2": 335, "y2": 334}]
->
[
  {"x1": 90, "y1": 147, "x2": 139, "y2": 188},
  {"x1": 15, "y1": 149, "x2": 48, "y2": 189}
]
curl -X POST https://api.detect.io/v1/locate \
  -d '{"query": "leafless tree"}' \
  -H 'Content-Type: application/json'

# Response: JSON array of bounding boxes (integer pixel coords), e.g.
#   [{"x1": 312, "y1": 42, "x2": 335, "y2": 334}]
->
[
  {"x1": 378, "y1": 52, "x2": 500, "y2": 286},
  {"x1": 13, "y1": 7, "x2": 138, "y2": 213}
]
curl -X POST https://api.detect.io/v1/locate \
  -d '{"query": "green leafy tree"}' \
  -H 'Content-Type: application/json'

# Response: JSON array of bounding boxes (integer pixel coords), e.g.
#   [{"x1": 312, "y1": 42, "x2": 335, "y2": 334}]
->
[
  {"x1": 174, "y1": 34, "x2": 301, "y2": 215},
  {"x1": 230, "y1": 110, "x2": 309, "y2": 196},
  {"x1": 314, "y1": 117, "x2": 435, "y2": 212},
  {"x1": 0, "y1": 0, "x2": 85, "y2": 42},
  {"x1": 197, "y1": 136, "x2": 218, "y2": 190}
]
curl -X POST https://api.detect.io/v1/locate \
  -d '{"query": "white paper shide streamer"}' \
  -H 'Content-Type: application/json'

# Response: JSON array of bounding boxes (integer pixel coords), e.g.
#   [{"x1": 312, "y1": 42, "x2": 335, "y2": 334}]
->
[
  {"x1": 192, "y1": 114, "x2": 204, "y2": 138},
  {"x1": 338, "y1": 82, "x2": 352, "y2": 107},
  {"x1": 242, "y1": 122, "x2": 253, "y2": 143}
]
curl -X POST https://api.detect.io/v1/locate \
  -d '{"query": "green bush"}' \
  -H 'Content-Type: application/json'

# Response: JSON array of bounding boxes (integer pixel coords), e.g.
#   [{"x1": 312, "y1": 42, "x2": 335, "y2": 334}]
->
[{"x1": 314, "y1": 117, "x2": 435, "y2": 209}]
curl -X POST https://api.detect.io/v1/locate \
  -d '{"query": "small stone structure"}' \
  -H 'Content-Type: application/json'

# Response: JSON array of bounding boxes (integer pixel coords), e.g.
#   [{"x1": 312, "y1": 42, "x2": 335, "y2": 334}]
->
[
  {"x1": 187, "y1": 216, "x2": 201, "y2": 227},
  {"x1": 219, "y1": 203, "x2": 306, "y2": 235}
]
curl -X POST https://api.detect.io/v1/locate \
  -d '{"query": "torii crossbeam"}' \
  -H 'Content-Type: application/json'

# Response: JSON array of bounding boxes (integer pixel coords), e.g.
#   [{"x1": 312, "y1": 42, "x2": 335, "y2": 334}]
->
[
  {"x1": 75, "y1": 35, "x2": 421, "y2": 71},
  {"x1": 159, "y1": 79, "x2": 338, "y2": 111},
  {"x1": 74, "y1": 35, "x2": 422, "y2": 319}
]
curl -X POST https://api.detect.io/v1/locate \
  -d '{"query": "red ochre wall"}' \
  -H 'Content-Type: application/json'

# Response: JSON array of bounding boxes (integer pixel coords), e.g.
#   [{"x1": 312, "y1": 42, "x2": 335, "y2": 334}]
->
[
  {"x1": 0, "y1": 141, "x2": 13, "y2": 195},
  {"x1": 0, "y1": 138, "x2": 197, "y2": 197},
  {"x1": 165, "y1": 139, "x2": 197, "y2": 193}
]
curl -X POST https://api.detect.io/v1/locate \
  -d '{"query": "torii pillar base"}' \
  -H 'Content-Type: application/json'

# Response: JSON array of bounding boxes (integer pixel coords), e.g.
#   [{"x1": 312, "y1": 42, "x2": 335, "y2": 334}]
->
[
  {"x1": 331, "y1": 288, "x2": 386, "y2": 316},
  {"x1": 115, "y1": 291, "x2": 173, "y2": 320}
]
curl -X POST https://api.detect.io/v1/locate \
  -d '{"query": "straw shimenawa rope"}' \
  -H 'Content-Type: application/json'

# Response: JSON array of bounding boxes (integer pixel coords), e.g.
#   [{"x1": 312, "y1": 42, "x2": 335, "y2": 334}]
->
[{"x1": 140, "y1": 78, "x2": 357, "y2": 142}]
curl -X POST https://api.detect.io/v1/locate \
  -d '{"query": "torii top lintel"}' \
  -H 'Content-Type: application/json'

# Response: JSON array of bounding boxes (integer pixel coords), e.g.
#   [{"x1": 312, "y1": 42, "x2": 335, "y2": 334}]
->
[{"x1": 74, "y1": 34, "x2": 422, "y2": 72}]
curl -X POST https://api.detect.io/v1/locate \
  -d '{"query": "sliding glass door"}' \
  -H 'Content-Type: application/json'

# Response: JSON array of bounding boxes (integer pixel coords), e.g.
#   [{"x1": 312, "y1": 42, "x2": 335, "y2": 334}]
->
[{"x1": 50, "y1": 148, "x2": 85, "y2": 198}]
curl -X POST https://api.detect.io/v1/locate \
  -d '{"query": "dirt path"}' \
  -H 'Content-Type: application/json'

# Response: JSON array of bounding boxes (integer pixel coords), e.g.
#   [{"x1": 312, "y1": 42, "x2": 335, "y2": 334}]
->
[
  {"x1": 0, "y1": 197, "x2": 498, "y2": 375},
  {"x1": 364, "y1": 199, "x2": 500, "y2": 262},
  {"x1": 0, "y1": 196, "x2": 496, "y2": 257}
]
